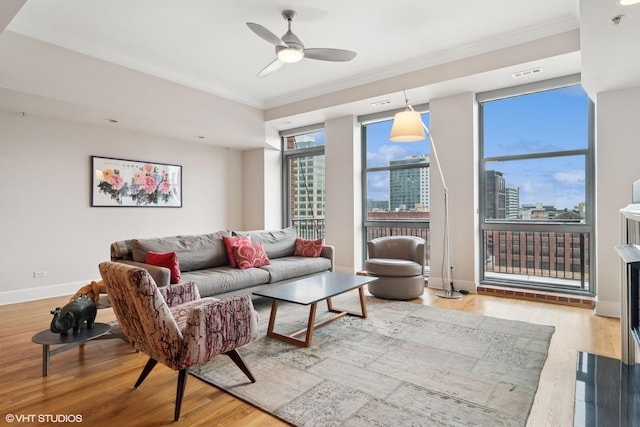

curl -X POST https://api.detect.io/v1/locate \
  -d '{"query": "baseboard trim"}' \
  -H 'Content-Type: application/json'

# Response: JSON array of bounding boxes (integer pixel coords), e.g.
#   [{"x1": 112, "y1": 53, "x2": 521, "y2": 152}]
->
[
  {"x1": 0, "y1": 281, "x2": 88, "y2": 306},
  {"x1": 478, "y1": 284, "x2": 595, "y2": 309},
  {"x1": 426, "y1": 277, "x2": 476, "y2": 294},
  {"x1": 593, "y1": 300, "x2": 621, "y2": 318}
]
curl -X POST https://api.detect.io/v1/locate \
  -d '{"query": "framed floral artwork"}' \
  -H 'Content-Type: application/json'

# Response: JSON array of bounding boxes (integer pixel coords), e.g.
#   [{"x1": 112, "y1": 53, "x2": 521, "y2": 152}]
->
[{"x1": 91, "y1": 156, "x2": 182, "y2": 207}]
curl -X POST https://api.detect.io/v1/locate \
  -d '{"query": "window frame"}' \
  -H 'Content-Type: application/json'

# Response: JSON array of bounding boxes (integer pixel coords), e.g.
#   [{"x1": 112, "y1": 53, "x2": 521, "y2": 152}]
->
[
  {"x1": 477, "y1": 74, "x2": 595, "y2": 295},
  {"x1": 359, "y1": 105, "x2": 432, "y2": 266},
  {"x1": 281, "y1": 125, "x2": 326, "y2": 237}
]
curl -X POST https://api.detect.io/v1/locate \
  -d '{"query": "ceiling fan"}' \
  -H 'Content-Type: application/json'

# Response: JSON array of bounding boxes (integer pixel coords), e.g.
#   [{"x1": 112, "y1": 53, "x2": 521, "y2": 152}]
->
[{"x1": 246, "y1": 10, "x2": 357, "y2": 77}]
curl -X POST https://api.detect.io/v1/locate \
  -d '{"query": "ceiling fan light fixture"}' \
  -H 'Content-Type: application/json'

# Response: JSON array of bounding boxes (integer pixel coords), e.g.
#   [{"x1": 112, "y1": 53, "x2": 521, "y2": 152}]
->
[
  {"x1": 248, "y1": 10, "x2": 356, "y2": 76},
  {"x1": 277, "y1": 46, "x2": 303, "y2": 63}
]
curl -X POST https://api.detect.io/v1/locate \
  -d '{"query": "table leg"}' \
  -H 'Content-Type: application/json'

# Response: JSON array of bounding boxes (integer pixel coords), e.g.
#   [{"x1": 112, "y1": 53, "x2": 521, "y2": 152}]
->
[
  {"x1": 303, "y1": 302, "x2": 318, "y2": 347},
  {"x1": 358, "y1": 285, "x2": 368, "y2": 318},
  {"x1": 266, "y1": 301, "x2": 319, "y2": 347},
  {"x1": 326, "y1": 285, "x2": 368, "y2": 318},
  {"x1": 42, "y1": 344, "x2": 50, "y2": 377},
  {"x1": 265, "y1": 286, "x2": 368, "y2": 348},
  {"x1": 266, "y1": 299, "x2": 279, "y2": 336}
]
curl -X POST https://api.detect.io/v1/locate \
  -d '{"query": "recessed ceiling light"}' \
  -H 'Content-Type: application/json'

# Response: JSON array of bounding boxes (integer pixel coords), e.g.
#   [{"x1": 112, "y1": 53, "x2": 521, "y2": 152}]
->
[
  {"x1": 104, "y1": 118, "x2": 119, "y2": 123},
  {"x1": 619, "y1": 0, "x2": 640, "y2": 5},
  {"x1": 372, "y1": 100, "x2": 392, "y2": 107},
  {"x1": 511, "y1": 67, "x2": 543, "y2": 78}
]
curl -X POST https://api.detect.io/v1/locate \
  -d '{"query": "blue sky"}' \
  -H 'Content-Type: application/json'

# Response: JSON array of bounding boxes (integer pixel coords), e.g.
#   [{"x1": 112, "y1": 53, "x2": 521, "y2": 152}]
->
[
  {"x1": 364, "y1": 116, "x2": 430, "y2": 202},
  {"x1": 364, "y1": 85, "x2": 589, "y2": 210},
  {"x1": 482, "y1": 85, "x2": 588, "y2": 210}
]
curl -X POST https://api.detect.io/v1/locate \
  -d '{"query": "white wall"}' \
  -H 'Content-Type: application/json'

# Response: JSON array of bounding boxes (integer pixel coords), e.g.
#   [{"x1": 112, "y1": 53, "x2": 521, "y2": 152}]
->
[
  {"x1": 325, "y1": 115, "x2": 362, "y2": 273},
  {"x1": 241, "y1": 147, "x2": 282, "y2": 230},
  {"x1": 0, "y1": 111, "x2": 243, "y2": 304},
  {"x1": 594, "y1": 86, "x2": 640, "y2": 317},
  {"x1": 241, "y1": 148, "x2": 264, "y2": 230},
  {"x1": 429, "y1": 92, "x2": 477, "y2": 293}
]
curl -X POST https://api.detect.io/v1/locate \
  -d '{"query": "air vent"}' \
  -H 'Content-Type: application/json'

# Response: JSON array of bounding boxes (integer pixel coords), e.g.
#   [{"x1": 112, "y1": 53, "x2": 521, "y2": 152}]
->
[
  {"x1": 371, "y1": 100, "x2": 392, "y2": 107},
  {"x1": 511, "y1": 67, "x2": 543, "y2": 78}
]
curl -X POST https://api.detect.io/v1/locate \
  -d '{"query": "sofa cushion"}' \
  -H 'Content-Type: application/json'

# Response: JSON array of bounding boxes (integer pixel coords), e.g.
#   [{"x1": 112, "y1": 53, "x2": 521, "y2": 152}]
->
[
  {"x1": 294, "y1": 238, "x2": 323, "y2": 257},
  {"x1": 234, "y1": 226, "x2": 296, "y2": 259},
  {"x1": 131, "y1": 231, "x2": 230, "y2": 272},
  {"x1": 111, "y1": 240, "x2": 133, "y2": 260},
  {"x1": 146, "y1": 251, "x2": 181, "y2": 284},
  {"x1": 233, "y1": 243, "x2": 271, "y2": 269},
  {"x1": 260, "y1": 256, "x2": 332, "y2": 283},
  {"x1": 180, "y1": 267, "x2": 270, "y2": 298},
  {"x1": 222, "y1": 235, "x2": 252, "y2": 268}
]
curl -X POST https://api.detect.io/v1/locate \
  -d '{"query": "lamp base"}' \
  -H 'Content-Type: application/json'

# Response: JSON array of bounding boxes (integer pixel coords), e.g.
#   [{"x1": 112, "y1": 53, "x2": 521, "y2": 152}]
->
[{"x1": 435, "y1": 290, "x2": 463, "y2": 299}]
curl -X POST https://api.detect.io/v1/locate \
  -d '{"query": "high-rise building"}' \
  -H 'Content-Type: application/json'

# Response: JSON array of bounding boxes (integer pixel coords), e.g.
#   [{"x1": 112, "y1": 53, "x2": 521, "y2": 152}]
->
[
  {"x1": 389, "y1": 155, "x2": 429, "y2": 212},
  {"x1": 287, "y1": 136, "x2": 325, "y2": 220},
  {"x1": 485, "y1": 170, "x2": 506, "y2": 219},
  {"x1": 505, "y1": 186, "x2": 520, "y2": 219}
]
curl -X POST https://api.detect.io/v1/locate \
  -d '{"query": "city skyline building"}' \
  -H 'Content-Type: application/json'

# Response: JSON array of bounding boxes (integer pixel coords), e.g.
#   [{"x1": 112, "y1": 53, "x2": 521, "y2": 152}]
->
[
  {"x1": 389, "y1": 155, "x2": 430, "y2": 212},
  {"x1": 506, "y1": 186, "x2": 520, "y2": 219},
  {"x1": 286, "y1": 136, "x2": 325, "y2": 221},
  {"x1": 485, "y1": 170, "x2": 506, "y2": 219}
]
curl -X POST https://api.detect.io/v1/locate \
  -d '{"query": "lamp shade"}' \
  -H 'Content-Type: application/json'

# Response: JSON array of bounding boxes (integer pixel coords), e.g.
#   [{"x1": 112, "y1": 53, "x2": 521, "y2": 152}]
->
[{"x1": 389, "y1": 110, "x2": 426, "y2": 142}]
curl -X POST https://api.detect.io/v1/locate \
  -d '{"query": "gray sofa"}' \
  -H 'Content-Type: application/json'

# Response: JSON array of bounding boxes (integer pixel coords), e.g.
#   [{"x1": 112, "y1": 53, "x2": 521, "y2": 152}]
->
[{"x1": 110, "y1": 227, "x2": 334, "y2": 298}]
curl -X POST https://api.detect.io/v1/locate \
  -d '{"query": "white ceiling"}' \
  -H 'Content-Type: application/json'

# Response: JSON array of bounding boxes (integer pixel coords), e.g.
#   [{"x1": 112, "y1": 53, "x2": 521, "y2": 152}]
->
[{"x1": 0, "y1": 0, "x2": 639, "y2": 149}]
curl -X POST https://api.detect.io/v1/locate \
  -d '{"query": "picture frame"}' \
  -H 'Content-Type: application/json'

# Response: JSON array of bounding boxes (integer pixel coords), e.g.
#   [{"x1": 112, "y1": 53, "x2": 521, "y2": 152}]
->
[{"x1": 91, "y1": 156, "x2": 182, "y2": 207}]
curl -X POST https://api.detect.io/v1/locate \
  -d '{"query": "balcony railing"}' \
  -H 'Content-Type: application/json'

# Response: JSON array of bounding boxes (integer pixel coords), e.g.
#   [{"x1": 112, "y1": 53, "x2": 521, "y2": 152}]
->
[
  {"x1": 482, "y1": 229, "x2": 590, "y2": 291},
  {"x1": 293, "y1": 218, "x2": 431, "y2": 265},
  {"x1": 291, "y1": 218, "x2": 326, "y2": 240},
  {"x1": 294, "y1": 218, "x2": 589, "y2": 292}
]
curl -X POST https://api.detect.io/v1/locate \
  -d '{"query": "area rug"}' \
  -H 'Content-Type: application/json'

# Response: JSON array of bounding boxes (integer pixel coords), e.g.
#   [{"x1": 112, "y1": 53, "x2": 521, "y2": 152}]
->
[{"x1": 190, "y1": 294, "x2": 554, "y2": 426}]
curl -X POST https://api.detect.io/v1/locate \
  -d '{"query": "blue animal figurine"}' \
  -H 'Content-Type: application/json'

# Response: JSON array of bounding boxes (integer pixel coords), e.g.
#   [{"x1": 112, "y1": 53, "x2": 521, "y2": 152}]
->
[{"x1": 50, "y1": 294, "x2": 97, "y2": 336}]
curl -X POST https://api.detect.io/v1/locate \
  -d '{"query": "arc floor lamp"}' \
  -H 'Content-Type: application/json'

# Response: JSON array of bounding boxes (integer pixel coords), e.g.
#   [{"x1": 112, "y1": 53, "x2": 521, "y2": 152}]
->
[{"x1": 389, "y1": 93, "x2": 462, "y2": 299}]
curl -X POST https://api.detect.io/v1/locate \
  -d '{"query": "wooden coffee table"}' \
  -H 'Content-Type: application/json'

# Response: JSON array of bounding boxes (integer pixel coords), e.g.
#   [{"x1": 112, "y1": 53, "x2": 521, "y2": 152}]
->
[{"x1": 253, "y1": 272, "x2": 377, "y2": 347}]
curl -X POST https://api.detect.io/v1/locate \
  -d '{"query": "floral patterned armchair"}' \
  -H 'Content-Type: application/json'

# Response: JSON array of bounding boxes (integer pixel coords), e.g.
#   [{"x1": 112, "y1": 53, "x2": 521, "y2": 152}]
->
[{"x1": 98, "y1": 262, "x2": 259, "y2": 421}]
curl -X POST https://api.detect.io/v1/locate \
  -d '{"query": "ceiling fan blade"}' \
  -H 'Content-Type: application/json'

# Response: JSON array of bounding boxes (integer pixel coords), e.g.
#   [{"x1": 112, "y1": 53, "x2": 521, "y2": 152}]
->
[
  {"x1": 304, "y1": 48, "x2": 357, "y2": 62},
  {"x1": 246, "y1": 22, "x2": 287, "y2": 47},
  {"x1": 257, "y1": 58, "x2": 284, "y2": 78}
]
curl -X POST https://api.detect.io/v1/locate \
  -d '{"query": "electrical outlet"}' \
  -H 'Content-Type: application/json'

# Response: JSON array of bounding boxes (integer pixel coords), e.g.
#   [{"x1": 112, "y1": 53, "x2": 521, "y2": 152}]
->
[{"x1": 33, "y1": 271, "x2": 47, "y2": 278}]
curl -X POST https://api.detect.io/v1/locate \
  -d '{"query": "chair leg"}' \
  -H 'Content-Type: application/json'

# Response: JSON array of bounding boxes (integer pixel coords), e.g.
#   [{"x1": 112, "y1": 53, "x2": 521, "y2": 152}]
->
[
  {"x1": 225, "y1": 349, "x2": 256, "y2": 383},
  {"x1": 174, "y1": 369, "x2": 188, "y2": 421},
  {"x1": 134, "y1": 358, "x2": 158, "y2": 388}
]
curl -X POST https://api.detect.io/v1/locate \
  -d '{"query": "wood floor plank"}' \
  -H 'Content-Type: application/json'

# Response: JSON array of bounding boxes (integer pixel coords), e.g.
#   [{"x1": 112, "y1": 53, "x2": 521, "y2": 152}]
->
[{"x1": 0, "y1": 290, "x2": 619, "y2": 426}]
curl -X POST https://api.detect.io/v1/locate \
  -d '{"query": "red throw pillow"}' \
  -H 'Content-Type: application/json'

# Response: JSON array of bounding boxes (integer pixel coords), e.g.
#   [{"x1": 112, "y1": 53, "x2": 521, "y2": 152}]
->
[
  {"x1": 146, "y1": 251, "x2": 181, "y2": 284},
  {"x1": 233, "y1": 243, "x2": 271, "y2": 269},
  {"x1": 294, "y1": 238, "x2": 323, "y2": 257},
  {"x1": 222, "y1": 235, "x2": 252, "y2": 268}
]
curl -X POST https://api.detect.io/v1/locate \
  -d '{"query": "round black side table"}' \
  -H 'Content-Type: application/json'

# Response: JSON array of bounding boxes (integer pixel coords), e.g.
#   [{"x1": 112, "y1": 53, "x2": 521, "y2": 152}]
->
[{"x1": 31, "y1": 323, "x2": 111, "y2": 377}]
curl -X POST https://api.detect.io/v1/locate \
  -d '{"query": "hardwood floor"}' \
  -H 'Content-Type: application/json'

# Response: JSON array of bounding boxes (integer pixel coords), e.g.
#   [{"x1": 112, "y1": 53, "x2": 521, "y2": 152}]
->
[{"x1": 0, "y1": 289, "x2": 619, "y2": 426}]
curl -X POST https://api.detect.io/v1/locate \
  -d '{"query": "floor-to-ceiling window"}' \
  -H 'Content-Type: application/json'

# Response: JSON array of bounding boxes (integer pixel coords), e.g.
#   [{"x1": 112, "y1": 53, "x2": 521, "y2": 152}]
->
[
  {"x1": 478, "y1": 74, "x2": 594, "y2": 294},
  {"x1": 282, "y1": 127, "x2": 326, "y2": 239},
  {"x1": 360, "y1": 108, "x2": 431, "y2": 266}
]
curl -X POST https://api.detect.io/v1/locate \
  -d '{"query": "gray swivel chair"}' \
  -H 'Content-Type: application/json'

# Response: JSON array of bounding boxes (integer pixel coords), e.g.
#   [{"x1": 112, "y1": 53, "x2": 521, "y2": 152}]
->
[{"x1": 364, "y1": 236, "x2": 425, "y2": 300}]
